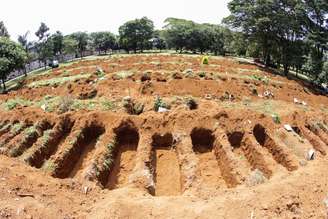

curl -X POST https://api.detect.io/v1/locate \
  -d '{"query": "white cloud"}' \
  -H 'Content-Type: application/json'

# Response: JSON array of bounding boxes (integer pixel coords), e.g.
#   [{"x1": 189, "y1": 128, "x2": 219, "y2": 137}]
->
[{"x1": 1, "y1": 0, "x2": 231, "y2": 41}]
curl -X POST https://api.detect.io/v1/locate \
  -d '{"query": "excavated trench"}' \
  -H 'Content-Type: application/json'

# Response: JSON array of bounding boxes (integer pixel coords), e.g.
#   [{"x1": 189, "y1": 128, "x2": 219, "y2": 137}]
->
[
  {"x1": 191, "y1": 128, "x2": 226, "y2": 188},
  {"x1": 253, "y1": 124, "x2": 297, "y2": 171},
  {"x1": 27, "y1": 119, "x2": 74, "y2": 168},
  {"x1": 54, "y1": 124, "x2": 105, "y2": 178},
  {"x1": 227, "y1": 131, "x2": 252, "y2": 173},
  {"x1": 151, "y1": 133, "x2": 181, "y2": 196},
  {"x1": 10, "y1": 121, "x2": 53, "y2": 158},
  {"x1": 106, "y1": 124, "x2": 139, "y2": 189}
]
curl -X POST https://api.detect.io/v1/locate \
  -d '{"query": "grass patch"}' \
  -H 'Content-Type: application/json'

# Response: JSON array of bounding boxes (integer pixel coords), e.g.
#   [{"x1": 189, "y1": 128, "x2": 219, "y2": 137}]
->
[
  {"x1": 113, "y1": 71, "x2": 134, "y2": 79},
  {"x1": 28, "y1": 74, "x2": 91, "y2": 88},
  {"x1": 2, "y1": 98, "x2": 32, "y2": 111}
]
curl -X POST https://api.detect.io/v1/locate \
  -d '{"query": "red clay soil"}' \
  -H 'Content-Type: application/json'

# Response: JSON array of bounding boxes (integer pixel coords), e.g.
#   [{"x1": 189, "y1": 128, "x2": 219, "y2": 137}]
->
[{"x1": 0, "y1": 54, "x2": 327, "y2": 218}]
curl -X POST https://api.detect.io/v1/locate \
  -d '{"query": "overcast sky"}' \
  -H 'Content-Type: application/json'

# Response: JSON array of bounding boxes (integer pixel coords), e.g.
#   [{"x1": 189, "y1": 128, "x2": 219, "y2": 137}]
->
[{"x1": 2, "y1": 0, "x2": 231, "y2": 41}]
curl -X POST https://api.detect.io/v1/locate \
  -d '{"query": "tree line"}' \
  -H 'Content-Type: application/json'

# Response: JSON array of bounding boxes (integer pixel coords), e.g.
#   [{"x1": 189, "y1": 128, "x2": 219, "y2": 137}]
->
[{"x1": 0, "y1": 1, "x2": 327, "y2": 92}]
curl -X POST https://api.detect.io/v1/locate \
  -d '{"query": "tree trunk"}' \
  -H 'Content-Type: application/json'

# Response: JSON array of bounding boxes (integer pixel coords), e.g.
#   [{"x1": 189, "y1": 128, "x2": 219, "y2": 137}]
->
[
  {"x1": 2, "y1": 78, "x2": 6, "y2": 93},
  {"x1": 283, "y1": 64, "x2": 288, "y2": 76},
  {"x1": 24, "y1": 66, "x2": 27, "y2": 77}
]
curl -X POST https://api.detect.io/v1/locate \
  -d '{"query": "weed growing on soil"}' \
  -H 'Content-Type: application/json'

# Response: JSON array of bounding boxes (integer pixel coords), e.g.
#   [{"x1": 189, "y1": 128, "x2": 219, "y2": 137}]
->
[
  {"x1": 198, "y1": 72, "x2": 206, "y2": 78},
  {"x1": 113, "y1": 71, "x2": 134, "y2": 80},
  {"x1": 0, "y1": 123, "x2": 11, "y2": 132},
  {"x1": 250, "y1": 74, "x2": 270, "y2": 85},
  {"x1": 28, "y1": 74, "x2": 91, "y2": 88},
  {"x1": 272, "y1": 113, "x2": 281, "y2": 124},
  {"x1": 102, "y1": 140, "x2": 117, "y2": 173},
  {"x1": 10, "y1": 122, "x2": 24, "y2": 135},
  {"x1": 154, "y1": 96, "x2": 169, "y2": 111},
  {"x1": 2, "y1": 98, "x2": 32, "y2": 110},
  {"x1": 95, "y1": 67, "x2": 105, "y2": 78},
  {"x1": 123, "y1": 97, "x2": 144, "y2": 115},
  {"x1": 101, "y1": 100, "x2": 115, "y2": 111},
  {"x1": 186, "y1": 97, "x2": 198, "y2": 110},
  {"x1": 42, "y1": 160, "x2": 57, "y2": 172},
  {"x1": 58, "y1": 96, "x2": 74, "y2": 113}
]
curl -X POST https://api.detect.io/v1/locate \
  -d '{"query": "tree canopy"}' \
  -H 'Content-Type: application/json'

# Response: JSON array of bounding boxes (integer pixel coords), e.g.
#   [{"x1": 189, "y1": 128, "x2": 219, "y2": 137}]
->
[
  {"x1": 119, "y1": 17, "x2": 154, "y2": 53},
  {"x1": 0, "y1": 37, "x2": 27, "y2": 91}
]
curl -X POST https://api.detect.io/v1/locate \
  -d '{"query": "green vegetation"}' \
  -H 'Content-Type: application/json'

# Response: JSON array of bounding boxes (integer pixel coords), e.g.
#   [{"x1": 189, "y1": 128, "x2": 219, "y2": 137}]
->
[
  {"x1": 0, "y1": 37, "x2": 27, "y2": 92},
  {"x1": 113, "y1": 71, "x2": 134, "y2": 79},
  {"x1": 28, "y1": 73, "x2": 91, "y2": 88},
  {"x1": 154, "y1": 96, "x2": 169, "y2": 112},
  {"x1": 2, "y1": 98, "x2": 32, "y2": 110}
]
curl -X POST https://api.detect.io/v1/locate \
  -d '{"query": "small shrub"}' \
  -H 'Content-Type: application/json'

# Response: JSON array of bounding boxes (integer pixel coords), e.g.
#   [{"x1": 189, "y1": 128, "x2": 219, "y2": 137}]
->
[
  {"x1": 186, "y1": 97, "x2": 198, "y2": 110},
  {"x1": 95, "y1": 66, "x2": 105, "y2": 78},
  {"x1": 198, "y1": 72, "x2": 206, "y2": 78},
  {"x1": 122, "y1": 97, "x2": 144, "y2": 115},
  {"x1": 272, "y1": 113, "x2": 281, "y2": 124},
  {"x1": 57, "y1": 96, "x2": 74, "y2": 114},
  {"x1": 141, "y1": 71, "x2": 151, "y2": 82},
  {"x1": 101, "y1": 100, "x2": 114, "y2": 111},
  {"x1": 154, "y1": 96, "x2": 169, "y2": 112}
]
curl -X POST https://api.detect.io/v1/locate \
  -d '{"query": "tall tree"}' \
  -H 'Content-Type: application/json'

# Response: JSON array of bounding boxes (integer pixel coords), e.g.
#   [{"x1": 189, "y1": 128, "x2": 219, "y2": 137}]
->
[
  {"x1": 0, "y1": 21, "x2": 9, "y2": 38},
  {"x1": 119, "y1": 17, "x2": 154, "y2": 53},
  {"x1": 71, "y1": 32, "x2": 89, "y2": 58},
  {"x1": 0, "y1": 37, "x2": 27, "y2": 92},
  {"x1": 35, "y1": 23, "x2": 53, "y2": 69},
  {"x1": 17, "y1": 31, "x2": 32, "y2": 76},
  {"x1": 52, "y1": 31, "x2": 64, "y2": 59},
  {"x1": 63, "y1": 36, "x2": 78, "y2": 56},
  {"x1": 90, "y1": 31, "x2": 116, "y2": 54}
]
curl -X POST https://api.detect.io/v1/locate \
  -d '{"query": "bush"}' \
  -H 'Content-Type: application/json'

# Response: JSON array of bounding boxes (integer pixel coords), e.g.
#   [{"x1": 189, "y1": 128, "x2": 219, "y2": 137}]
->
[
  {"x1": 186, "y1": 97, "x2": 198, "y2": 110},
  {"x1": 122, "y1": 96, "x2": 144, "y2": 115},
  {"x1": 154, "y1": 96, "x2": 169, "y2": 112},
  {"x1": 57, "y1": 96, "x2": 74, "y2": 113}
]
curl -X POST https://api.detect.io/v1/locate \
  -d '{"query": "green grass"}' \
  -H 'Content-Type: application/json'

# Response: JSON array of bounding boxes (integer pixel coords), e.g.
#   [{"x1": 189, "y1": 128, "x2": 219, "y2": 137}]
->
[
  {"x1": 28, "y1": 73, "x2": 91, "y2": 88},
  {"x1": 113, "y1": 71, "x2": 134, "y2": 79},
  {"x1": 1, "y1": 98, "x2": 32, "y2": 111}
]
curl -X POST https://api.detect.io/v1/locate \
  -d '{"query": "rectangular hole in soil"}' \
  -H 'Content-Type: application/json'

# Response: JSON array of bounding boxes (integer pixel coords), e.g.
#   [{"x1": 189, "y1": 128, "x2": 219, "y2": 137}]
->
[
  {"x1": 191, "y1": 128, "x2": 226, "y2": 188},
  {"x1": 106, "y1": 125, "x2": 139, "y2": 189},
  {"x1": 69, "y1": 125, "x2": 105, "y2": 178},
  {"x1": 151, "y1": 133, "x2": 181, "y2": 196},
  {"x1": 227, "y1": 131, "x2": 251, "y2": 172}
]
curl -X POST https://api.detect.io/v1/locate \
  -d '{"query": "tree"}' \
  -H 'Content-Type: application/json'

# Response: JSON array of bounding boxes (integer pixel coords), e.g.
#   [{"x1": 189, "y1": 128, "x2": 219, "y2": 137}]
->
[
  {"x1": 119, "y1": 17, "x2": 154, "y2": 53},
  {"x1": 35, "y1": 23, "x2": 53, "y2": 69},
  {"x1": 90, "y1": 31, "x2": 116, "y2": 54},
  {"x1": 63, "y1": 36, "x2": 78, "y2": 56},
  {"x1": 163, "y1": 18, "x2": 195, "y2": 52},
  {"x1": 0, "y1": 37, "x2": 27, "y2": 92},
  {"x1": 52, "y1": 31, "x2": 64, "y2": 59},
  {"x1": 152, "y1": 30, "x2": 167, "y2": 51},
  {"x1": 35, "y1": 22, "x2": 50, "y2": 41},
  {"x1": 0, "y1": 21, "x2": 9, "y2": 38},
  {"x1": 17, "y1": 31, "x2": 33, "y2": 76},
  {"x1": 71, "y1": 32, "x2": 89, "y2": 58}
]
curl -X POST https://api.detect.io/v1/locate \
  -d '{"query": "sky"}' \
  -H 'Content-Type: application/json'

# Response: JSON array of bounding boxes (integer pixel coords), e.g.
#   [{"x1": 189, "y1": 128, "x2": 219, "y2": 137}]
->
[{"x1": 2, "y1": 0, "x2": 231, "y2": 42}]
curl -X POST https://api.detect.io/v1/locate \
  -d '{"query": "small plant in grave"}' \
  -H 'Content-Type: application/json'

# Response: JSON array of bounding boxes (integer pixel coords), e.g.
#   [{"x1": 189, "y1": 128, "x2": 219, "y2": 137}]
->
[
  {"x1": 154, "y1": 96, "x2": 169, "y2": 112},
  {"x1": 122, "y1": 96, "x2": 144, "y2": 115},
  {"x1": 186, "y1": 97, "x2": 198, "y2": 110},
  {"x1": 272, "y1": 113, "x2": 281, "y2": 124},
  {"x1": 103, "y1": 140, "x2": 117, "y2": 171},
  {"x1": 198, "y1": 72, "x2": 206, "y2": 78},
  {"x1": 95, "y1": 66, "x2": 105, "y2": 78},
  {"x1": 57, "y1": 96, "x2": 74, "y2": 114}
]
